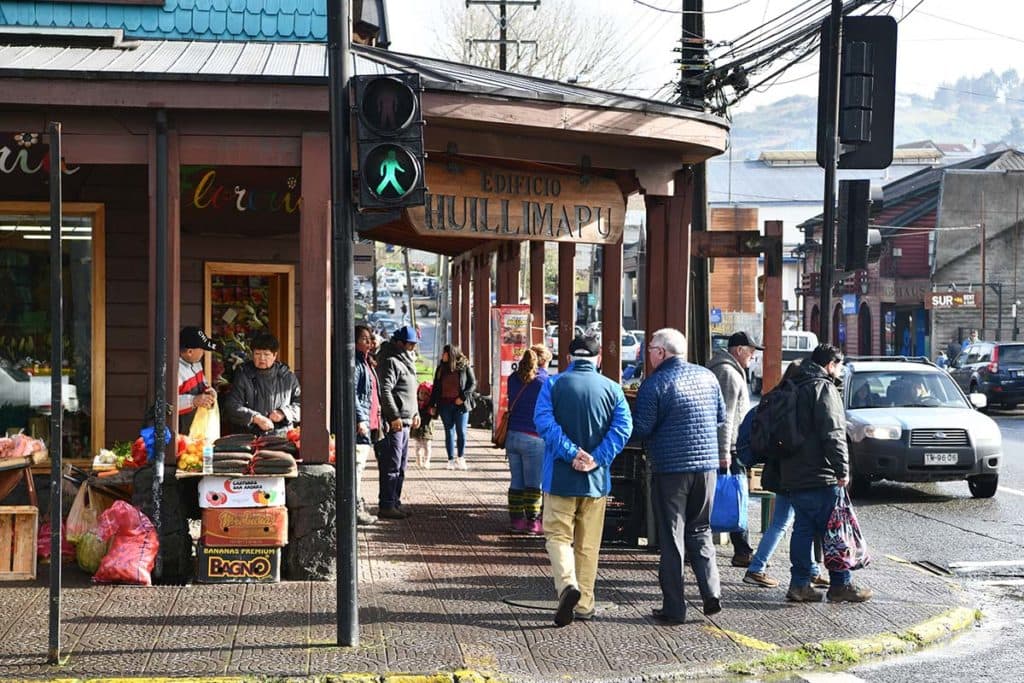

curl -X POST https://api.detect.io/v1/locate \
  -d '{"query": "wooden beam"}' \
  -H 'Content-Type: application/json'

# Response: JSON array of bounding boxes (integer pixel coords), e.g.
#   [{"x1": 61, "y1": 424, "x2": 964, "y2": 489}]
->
[
  {"x1": 692, "y1": 230, "x2": 765, "y2": 258},
  {"x1": 473, "y1": 253, "x2": 492, "y2": 395},
  {"x1": 460, "y1": 256, "x2": 471, "y2": 358},
  {"x1": 762, "y1": 221, "x2": 784, "y2": 393},
  {"x1": 451, "y1": 260, "x2": 462, "y2": 350},
  {"x1": 530, "y1": 242, "x2": 545, "y2": 345},
  {"x1": 558, "y1": 243, "x2": 576, "y2": 372},
  {"x1": 601, "y1": 239, "x2": 623, "y2": 382},
  {"x1": 299, "y1": 131, "x2": 331, "y2": 464}
]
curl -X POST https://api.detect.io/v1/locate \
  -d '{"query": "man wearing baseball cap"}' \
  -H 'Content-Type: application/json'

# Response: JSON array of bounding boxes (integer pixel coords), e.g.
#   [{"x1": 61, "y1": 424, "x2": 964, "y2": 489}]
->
[
  {"x1": 707, "y1": 330, "x2": 763, "y2": 567},
  {"x1": 375, "y1": 325, "x2": 422, "y2": 520},
  {"x1": 178, "y1": 326, "x2": 219, "y2": 433},
  {"x1": 534, "y1": 335, "x2": 633, "y2": 626}
]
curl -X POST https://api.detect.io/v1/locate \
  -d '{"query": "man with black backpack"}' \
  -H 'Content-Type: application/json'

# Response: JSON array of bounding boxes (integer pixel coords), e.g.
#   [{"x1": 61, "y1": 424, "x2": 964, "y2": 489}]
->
[{"x1": 777, "y1": 344, "x2": 872, "y2": 603}]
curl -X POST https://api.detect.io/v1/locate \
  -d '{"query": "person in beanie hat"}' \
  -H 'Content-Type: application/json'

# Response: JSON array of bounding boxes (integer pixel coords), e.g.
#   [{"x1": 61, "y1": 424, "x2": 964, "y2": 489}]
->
[{"x1": 178, "y1": 326, "x2": 219, "y2": 433}]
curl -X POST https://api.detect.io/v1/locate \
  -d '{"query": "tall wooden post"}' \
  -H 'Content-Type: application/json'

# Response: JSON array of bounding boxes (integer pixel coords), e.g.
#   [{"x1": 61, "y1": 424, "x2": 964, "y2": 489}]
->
[
  {"x1": 558, "y1": 243, "x2": 576, "y2": 371},
  {"x1": 643, "y1": 175, "x2": 694, "y2": 362},
  {"x1": 451, "y1": 260, "x2": 462, "y2": 350},
  {"x1": 473, "y1": 253, "x2": 492, "y2": 394},
  {"x1": 460, "y1": 256, "x2": 471, "y2": 357},
  {"x1": 530, "y1": 242, "x2": 545, "y2": 345},
  {"x1": 601, "y1": 239, "x2": 623, "y2": 382},
  {"x1": 762, "y1": 220, "x2": 784, "y2": 393}
]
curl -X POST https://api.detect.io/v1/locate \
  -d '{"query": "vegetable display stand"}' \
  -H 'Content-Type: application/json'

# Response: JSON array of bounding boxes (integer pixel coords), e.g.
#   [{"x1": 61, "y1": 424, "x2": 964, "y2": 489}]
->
[{"x1": 0, "y1": 505, "x2": 38, "y2": 580}]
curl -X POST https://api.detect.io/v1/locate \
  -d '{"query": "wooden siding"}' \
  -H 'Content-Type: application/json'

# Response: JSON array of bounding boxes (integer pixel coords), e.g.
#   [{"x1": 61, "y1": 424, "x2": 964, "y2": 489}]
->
[{"x1": 709, "y1": 207, "x2": 759, "y2": 313}]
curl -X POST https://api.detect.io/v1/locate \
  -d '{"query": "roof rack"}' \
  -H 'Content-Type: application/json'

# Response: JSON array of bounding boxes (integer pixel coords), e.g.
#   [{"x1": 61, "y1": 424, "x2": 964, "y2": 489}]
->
[{"x1": 845, "y1": 355, "x2": 936, "y2": 367}]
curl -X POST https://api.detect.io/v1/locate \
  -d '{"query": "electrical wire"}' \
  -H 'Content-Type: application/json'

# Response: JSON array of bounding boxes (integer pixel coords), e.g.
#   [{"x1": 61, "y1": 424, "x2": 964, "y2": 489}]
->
[{"x1": 916, "y1": 10, "x2": 1024, "y2": 45}]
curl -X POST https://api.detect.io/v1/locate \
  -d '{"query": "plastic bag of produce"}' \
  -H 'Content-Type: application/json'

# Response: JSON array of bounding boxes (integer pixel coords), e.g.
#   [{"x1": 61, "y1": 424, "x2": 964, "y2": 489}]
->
[
  {"x1": 93, "y1": 501, "x2": 159, "y2": 586},
  {"x1": 37, "y1": 521, "x2": 76, "y2": 564},
  {"x1": 66, "y1": 483, "x2": 115, "y2": 544},
  {"x1": 75, "y1": 531, "x2": 109, "y2": 575}
]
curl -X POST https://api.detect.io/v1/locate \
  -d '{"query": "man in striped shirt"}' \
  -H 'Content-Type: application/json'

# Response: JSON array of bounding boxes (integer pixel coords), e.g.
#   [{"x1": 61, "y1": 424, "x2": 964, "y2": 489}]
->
[{"x1": 178, "y1": 326, "x2": 219, "y2": 433}]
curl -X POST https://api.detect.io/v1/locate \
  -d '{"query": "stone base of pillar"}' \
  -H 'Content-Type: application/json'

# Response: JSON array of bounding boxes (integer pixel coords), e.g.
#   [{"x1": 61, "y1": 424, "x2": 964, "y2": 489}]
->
[{"x1": 284, "y1": 464, "x2": 337, "y2": 581}]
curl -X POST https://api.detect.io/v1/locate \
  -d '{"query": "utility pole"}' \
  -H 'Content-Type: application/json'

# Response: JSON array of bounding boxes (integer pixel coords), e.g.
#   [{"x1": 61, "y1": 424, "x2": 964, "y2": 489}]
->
[
  {"x1": 499, "y1": 1, "x2": 507, "y2": 70},
  {"x1": 981, "y1": 192, "x2": 987, "y2": 334},
  {"x1": 818, "y1": 0, "x2": 843, "y2": 344},
  {"x1": 680, "y1": 0, "x2": 711, "y2": 364},
  {"x1": 466, "y1": 1, "x2": 538, "y2": 70}
]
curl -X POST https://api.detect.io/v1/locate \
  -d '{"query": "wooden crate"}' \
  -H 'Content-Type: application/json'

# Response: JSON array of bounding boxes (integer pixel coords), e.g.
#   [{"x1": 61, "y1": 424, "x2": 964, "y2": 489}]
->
[
  {"x1": 749, "y1": 466, "x2": 766, "y2": 493},
  {"x1": 0, "y1": 505, "x2": 38, "y2": 581}
]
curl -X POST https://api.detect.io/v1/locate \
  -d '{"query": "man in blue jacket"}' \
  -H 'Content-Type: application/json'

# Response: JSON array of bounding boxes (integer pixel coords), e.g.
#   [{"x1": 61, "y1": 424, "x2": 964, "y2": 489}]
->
[
  {"x1": 534, "y1": 336, "x2": 633, "y2": 627},
  {"x1": 633, "y1": 328, "x2": 726, "y2": 624}
]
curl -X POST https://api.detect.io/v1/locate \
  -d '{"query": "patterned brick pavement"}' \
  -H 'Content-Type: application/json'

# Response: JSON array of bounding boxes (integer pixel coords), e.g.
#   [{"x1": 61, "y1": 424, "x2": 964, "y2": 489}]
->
[{"x1": 0, "y1": 429, "x2": 970, "y2": 682}]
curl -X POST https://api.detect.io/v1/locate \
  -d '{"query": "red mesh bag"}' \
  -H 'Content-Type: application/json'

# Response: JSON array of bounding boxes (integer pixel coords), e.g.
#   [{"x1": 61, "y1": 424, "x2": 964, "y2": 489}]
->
[{"x1": 93, "y1": 501, "x2": 160, "y2": 586}]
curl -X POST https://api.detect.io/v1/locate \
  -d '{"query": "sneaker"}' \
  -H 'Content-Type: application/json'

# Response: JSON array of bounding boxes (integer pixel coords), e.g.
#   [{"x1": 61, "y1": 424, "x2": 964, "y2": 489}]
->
[
  {"x1": 743, "y1": 571, "x2": 780, "y2": 588},
  {"x1": 445, "y1": 460, "x2": 456, "y2": 470},
  {"x1": 827, "y1": 583, "x2": 873, "y2": 603},
  {"x1": 574, "y1": 608, "x2": 595, "y2": 621},
  {"x1": 356, "y1": 509, "x2": 378, "y2": 526},
  {"x1": 423, "y1": 460, "x2": 431, "y2": 470},
  {"x1": 510, "y1": 518, "x2": 528, "y2": 534},
  {"x1": 785, "y1": 584, "x2": 824, "y2": 603},
  {"x1": 377, "y1": 506, "x2": 408, "y2": 520},
  {"x1": 731, "y1": 554, "x2": 753, "y2": 568},
  {"x1": 703, "y1": 597, "x2": 722, "y2": 616},
  {"x1": 456, "y1": 457, "x2": 468, "y2": 470},
  {"x1": 811, "y1": 573, "x2": 831, "y2": 589},
  {"x1": 525, "y1": 519, "x2": 543, "y2": 535},
  {"x1": 554, "y1": 585, "x2": 581, "y2": 627}
]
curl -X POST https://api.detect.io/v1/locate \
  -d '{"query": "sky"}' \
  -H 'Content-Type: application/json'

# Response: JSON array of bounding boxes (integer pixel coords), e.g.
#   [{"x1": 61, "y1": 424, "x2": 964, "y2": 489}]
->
[{"x1": 385, "y1": 0, "x2": 1024, "y2": 111}]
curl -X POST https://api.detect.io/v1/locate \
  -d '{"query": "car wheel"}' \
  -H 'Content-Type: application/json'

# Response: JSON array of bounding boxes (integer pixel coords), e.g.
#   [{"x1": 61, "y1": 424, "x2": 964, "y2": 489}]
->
[
  {"x1": 968, "y1": 474, "x2": 998, "y2": 498},
  {"x1": 417, "y1": 305, "x2": 429, "y2": 318}
]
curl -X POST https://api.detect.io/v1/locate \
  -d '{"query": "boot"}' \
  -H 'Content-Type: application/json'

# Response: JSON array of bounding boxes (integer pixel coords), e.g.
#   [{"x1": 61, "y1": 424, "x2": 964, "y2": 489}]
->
[
  {"x1": 356, "y1": 499, "x2": 377, "y2": 526},
  {"x1": 522, "y1": 488, "x2": 543, "y2": 535},
  {"x1": 508, "y1": 488, "x2": 526, "y2": 533}
]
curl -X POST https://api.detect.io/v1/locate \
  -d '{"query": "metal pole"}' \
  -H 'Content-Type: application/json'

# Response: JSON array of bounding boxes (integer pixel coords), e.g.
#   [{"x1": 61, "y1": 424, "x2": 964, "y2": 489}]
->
[
  {"x1": 818, "y1": 0, "x2": 843, "y2": 344},
  {"x1": 327, "y1": 0, "x2": 358, "y2": 646},
  {"x1": 151, "y1": 109, "x2": 169, "y2": 580},
  {"x1": 404, "y1": 248, "x2": 416, "y2": 329},
  {"x1": 499, "y1": 0, "x2": 507, "y2": 71},
  {"x1": 46, "y1": 121, "x2": 63, "y2": 665},
  {"x1": 981, "y1": 192, "x2": 986, "y2": 333}
]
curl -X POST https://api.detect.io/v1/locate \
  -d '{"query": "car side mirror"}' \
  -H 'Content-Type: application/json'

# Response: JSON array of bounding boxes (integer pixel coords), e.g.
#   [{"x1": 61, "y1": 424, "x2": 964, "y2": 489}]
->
[{"x1": 969, "y1": 392, "x2": 987, "y2": 409}]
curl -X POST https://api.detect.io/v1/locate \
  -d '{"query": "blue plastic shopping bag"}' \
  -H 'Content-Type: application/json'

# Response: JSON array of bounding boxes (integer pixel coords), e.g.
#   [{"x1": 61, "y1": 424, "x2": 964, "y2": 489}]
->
[{"x1": 710, "y1": 473, "x2": 749, "y2": 533}]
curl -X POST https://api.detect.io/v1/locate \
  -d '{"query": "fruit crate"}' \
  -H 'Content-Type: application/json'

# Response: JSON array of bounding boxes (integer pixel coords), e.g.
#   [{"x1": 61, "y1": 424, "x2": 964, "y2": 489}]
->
[{"x1": 0, "y1": 505, "x2": 38, "y2": 581}]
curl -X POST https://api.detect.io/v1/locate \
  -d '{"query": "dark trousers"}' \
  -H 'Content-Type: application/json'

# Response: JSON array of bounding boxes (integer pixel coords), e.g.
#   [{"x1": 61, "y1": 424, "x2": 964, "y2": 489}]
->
[
  {"x1": 377, "y1": 427, "x2": 409, "y2": 509},
  {"x1": 651, "y1": 470, "x2": 721, "y2": 621},
  {"x1": 723, "y1": 460, "x2": 753, "y2": 556}
]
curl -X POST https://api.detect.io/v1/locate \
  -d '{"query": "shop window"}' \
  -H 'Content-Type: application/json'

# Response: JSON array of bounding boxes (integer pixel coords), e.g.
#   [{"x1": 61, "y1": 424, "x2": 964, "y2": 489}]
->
[{"x1": 0, "y1": 203, "x2": 105, "y2": 462}]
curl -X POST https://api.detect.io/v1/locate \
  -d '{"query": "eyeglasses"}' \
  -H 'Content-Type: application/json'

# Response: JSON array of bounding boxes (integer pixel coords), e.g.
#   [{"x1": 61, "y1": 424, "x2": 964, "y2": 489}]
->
[{"x1": 647, "y1": 345, "x2": 665, "y2": 353}]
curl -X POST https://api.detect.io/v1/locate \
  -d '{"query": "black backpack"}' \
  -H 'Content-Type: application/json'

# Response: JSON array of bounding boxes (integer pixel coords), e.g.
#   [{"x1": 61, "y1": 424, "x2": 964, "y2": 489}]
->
[{"x1": 750, "y1": 376, "x2": 828, "y2": 462}]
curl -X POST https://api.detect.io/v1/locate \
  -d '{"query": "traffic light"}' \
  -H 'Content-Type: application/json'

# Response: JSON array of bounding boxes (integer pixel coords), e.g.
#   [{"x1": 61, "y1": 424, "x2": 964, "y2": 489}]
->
[
  {"x1": 837, "y1": 179, "x2": 870, "y2": 272},
  {"x1": 352, "y1": 73, "x2": 426, "y2": 209},
  {"x1": 816, "y1": 16, "x2": 898, "y2": 170}
]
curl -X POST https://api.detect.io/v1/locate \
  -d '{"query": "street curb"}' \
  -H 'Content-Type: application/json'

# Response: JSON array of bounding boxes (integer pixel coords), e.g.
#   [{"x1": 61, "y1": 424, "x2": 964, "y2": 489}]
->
[{"x1": 719, "y1": 606, "x2": 980, "y2": 678}]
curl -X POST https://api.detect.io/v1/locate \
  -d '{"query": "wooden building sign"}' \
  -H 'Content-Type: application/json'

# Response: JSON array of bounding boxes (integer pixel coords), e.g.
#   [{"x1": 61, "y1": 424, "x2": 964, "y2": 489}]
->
[
  {"x1": 925, "y1": 292, "x2": 980, "y2": 309},
  {"x1": 407, "y1": 160, "x2": 625, "y2": 244}
]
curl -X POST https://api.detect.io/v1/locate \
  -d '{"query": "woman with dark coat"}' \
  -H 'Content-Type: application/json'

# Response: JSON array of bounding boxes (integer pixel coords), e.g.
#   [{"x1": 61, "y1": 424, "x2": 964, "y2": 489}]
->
[
  {"x1": 429, "y1": 344, "x2": 476, "y2": 470},
  {"x1": 224, "y1": 333, "x2": 300, "y2": 435}
]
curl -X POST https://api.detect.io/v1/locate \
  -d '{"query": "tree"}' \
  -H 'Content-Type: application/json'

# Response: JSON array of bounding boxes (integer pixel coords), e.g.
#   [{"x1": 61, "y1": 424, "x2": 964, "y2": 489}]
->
[
  {"x1": 1006, "y1": 116, "x2": 1024, "y2": 148},
  {"x1": 430, "y1": 0, "x2": 649, "y2": 93}
]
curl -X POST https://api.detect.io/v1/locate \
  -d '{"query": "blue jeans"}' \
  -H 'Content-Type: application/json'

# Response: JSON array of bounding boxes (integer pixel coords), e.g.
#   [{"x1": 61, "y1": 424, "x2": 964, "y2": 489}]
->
[
  {"x1": 505, "y1": 430, "x2": 545, "y2": 490},
  {"x1": 748, "y1": 493, "x2": 821, "y2": 577},
  {"x1": 789, "y1": 486, "x2": 851, "y2": 587},
  {"x1": 438, "y1": 402, "x2": 468, "y2": 460}
]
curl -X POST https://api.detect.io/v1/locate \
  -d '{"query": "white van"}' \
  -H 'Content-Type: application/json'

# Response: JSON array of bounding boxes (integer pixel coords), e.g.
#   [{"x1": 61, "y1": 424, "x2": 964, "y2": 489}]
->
[{"x1": 749, "y1": 330, "x2": 819, "y2": 394}]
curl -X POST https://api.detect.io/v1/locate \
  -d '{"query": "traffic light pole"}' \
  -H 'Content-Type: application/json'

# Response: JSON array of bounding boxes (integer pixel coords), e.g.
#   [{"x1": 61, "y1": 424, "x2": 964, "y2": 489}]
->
[
  {"x1": 818, "y1": 0, "x2": 843, "y2": 344},
  {"x1": 327, "y1": 0, "x2": 358, "y2": 646}
]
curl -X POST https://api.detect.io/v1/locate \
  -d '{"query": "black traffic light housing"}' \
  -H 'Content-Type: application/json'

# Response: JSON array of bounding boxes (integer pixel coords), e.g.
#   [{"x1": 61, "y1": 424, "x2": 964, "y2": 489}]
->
[
  {"x1": 816, "y1": 16, "x2": 897, "y2": 170},
  {"x1": 352, "y1": 73, "x2": 426, "y2": 209},
  {"x1": 837, "y1": 179, "x2": 870, "y2": 272}
]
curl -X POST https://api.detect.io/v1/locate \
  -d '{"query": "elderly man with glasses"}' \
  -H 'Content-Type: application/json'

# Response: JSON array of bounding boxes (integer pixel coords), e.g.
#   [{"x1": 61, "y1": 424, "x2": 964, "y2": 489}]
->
[{"x1": 633, "y1": 328, "x2": 726, "y2": 624}]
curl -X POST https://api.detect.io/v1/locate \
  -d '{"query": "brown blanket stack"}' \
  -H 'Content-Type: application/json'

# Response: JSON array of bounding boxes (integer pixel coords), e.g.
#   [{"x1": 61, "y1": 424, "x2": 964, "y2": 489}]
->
[{"x1": 250, "y1": 450, "x2": 297, "y2": 477}]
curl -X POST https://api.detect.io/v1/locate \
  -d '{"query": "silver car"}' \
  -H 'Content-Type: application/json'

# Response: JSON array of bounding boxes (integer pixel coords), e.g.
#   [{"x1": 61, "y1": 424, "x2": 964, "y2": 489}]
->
[{"x1": 844, "y1": 358, "x2": 1002, "y2": 498}]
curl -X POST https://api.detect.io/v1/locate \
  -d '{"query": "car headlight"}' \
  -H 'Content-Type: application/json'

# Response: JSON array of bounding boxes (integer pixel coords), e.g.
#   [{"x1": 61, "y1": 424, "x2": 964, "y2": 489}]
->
[{"x1": 864, "y1": 425, "x2": 902, "y2": 440}]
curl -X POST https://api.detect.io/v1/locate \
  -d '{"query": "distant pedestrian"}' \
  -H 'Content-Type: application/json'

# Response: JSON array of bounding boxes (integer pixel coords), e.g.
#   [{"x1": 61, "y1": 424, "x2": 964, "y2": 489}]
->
[
  {"x1": 781, "y1": 344, "x2": 872, "y2": 603},
  {"x1": 375, "y1": 325, "x2": 421, "y2": 520},
  {"x1": 935, "y1": 351, "x2": 949, "y2": 369},
  {"x1": 945, "y1": 335, "x2": 961, "y2": 361},
  {"x1": 535, "y1": 336, "x2": 632, "y2": 627},
  {"x1": 505, "y1": 344, "x2": 552, "y2": 535},
  {"x1": 429, "y1": 345, "x2": 477, "y2": 470},
  {"x1": 707, "y1": 331, "x2": 761, "y2": 568},
  {"x1": 633, "y1": 328, "x2": 726, "y2": 623},
  {"x1": 961, "y1": 329, "x2": 980, "y2": 353}
]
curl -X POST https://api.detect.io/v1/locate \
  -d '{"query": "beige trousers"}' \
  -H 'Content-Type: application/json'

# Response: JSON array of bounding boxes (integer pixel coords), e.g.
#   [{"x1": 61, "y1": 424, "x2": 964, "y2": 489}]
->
[{"x1": 543, "y1": 493, "x2": 608, "y2": 613}]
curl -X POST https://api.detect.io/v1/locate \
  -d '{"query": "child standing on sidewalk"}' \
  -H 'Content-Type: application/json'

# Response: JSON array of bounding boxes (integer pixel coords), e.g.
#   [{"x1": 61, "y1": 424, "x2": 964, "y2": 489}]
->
[{"x1": 411, "y1": 382, "x2": 434, "y2": 468}]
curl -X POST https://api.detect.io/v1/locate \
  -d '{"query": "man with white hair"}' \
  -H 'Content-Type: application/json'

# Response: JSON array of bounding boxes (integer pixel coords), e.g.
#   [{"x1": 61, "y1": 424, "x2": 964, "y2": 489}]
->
[{"x1": 633, "y1": 328, "x2": 726, "y2": 624}]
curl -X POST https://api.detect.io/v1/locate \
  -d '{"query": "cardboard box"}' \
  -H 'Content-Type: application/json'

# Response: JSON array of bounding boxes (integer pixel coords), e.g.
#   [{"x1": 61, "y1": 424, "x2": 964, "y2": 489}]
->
[
  {"x1": 198, "y1": 476, "x2": 286, "y2": 509},
  {"x1": 749, "y1": 466, "x2": 765, "y2": 493},
  {"x1": 201, "y1": 506, "x2": 288, "y2": 547},
  {"x1": 195, "y1": 542, "x2": 281, "y2": 583}
]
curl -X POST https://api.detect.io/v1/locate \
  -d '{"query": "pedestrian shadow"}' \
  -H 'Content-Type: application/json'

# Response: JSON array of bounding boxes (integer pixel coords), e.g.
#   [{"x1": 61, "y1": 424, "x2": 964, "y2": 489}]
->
[{"x1": 849, "y1": 482, "x2": 960, "y2": 506}]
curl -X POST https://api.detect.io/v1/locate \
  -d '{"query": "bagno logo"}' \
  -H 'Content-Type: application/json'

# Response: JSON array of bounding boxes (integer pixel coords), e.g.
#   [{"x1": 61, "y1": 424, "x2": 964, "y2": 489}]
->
[{"x1": 207, "y1": 555, "x2": 273, "y2": 579}]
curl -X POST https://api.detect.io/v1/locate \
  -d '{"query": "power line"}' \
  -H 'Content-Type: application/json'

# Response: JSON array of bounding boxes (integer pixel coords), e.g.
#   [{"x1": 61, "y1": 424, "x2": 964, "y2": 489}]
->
[{"x1": 917, "y1": 10, "x2": 1024, "y2": 45}]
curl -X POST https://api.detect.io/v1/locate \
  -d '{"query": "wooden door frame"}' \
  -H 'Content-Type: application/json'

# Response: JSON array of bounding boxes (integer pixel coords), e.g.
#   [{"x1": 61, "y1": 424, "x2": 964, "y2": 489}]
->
[
  {"x1": 203, "y1": 261, "x2": 296, "y2": 381},
  {"x1": 0, "y1": 201, "x2": 106, "y2": 463}
]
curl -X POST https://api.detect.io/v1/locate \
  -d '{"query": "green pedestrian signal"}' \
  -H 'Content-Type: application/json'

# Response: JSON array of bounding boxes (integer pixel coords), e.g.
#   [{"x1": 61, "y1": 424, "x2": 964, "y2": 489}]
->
[{"x1": 352, "y1": 73, "x2": 426, "y2": 209}]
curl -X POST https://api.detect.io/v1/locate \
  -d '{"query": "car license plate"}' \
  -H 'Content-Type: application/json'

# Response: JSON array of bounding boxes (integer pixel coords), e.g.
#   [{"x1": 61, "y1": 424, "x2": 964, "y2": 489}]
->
[{"x1": 924, "y1": 452, "x2": 958, "y2": 466}]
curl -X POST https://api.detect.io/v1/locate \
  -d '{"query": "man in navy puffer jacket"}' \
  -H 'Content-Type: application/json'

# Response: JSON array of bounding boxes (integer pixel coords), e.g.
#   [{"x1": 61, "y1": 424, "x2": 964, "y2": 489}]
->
[{"x1": 633, "y1": 328, "x2": 726, "y2": 623}]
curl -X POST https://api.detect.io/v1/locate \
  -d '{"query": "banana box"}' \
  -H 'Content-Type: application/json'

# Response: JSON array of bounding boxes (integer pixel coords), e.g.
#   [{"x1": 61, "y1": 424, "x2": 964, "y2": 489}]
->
[
  {"x1": 195, "y1": 542, "x2": 281, "y2": 584},
  {"x1": 198, "y1": 475, "x2": 286, "y2": 509},
  {"x1": 202, "y1": 506, "x2": 288, "y2": 547}
]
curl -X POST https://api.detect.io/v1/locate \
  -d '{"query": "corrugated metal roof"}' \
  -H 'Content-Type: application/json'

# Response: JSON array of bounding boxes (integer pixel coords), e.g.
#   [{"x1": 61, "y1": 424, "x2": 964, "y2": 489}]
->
[
  {"x1": 0, "y1": 35, "x2": 725, "y2": 122},
  {"x1": 0, "y1": 0, "x2": 328, "y2": 41}
]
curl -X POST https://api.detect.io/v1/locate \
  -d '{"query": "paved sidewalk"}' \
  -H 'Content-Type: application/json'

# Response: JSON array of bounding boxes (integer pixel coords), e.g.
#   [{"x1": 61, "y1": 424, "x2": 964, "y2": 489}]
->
[{"x1": 0, "y1": 429, "x2": 975, "y2": 682}]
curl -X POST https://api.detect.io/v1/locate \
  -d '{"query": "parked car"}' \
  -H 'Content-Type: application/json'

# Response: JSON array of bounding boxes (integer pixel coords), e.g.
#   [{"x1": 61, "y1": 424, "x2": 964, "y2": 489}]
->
[
  {"x1": 411, "y1": 295, "x2": 437, "y2": 318},
  {"x1": 620, "y1": 332, "x2": 640, "y2": 367},
  {"x1": 373, "y1": 316, "x2": 403, "y2": 339},
  {"x1": 947, "y1": 341, "x2": 1024, "y2": 411},
  {"x1": 843, "y1": 357, "x2": 1001, "y2": 498},
  {"x1": 544, "y1": 323, "x2": 585, "y2": 364},
  {"x1": 749, "y1": 330, "x2": 818, "y2": 394},
  {"x1": 375, "y1": 292, "x2": 396, "y2": 314},
  {"x1": 0, "y1": 357, "x2": 80, "y2": 414}
]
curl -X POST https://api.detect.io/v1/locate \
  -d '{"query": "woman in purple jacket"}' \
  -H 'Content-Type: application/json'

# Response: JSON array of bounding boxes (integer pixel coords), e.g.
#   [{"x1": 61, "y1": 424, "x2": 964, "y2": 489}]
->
[{"x1": 505, "y1": 344, "x2": 552, "y2": 534}]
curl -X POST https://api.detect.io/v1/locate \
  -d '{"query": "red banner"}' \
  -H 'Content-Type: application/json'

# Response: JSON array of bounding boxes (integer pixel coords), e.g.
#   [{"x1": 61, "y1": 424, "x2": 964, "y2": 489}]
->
[{"x1": 490, "y1": 305, "x2": 533, "y2": 438}]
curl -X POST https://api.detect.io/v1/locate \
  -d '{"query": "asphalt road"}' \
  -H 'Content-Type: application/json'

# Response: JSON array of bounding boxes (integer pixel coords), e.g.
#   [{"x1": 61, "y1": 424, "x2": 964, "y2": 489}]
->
[{"x1": 785, "y1": 409, "x2": 1024, "y2": 682}]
